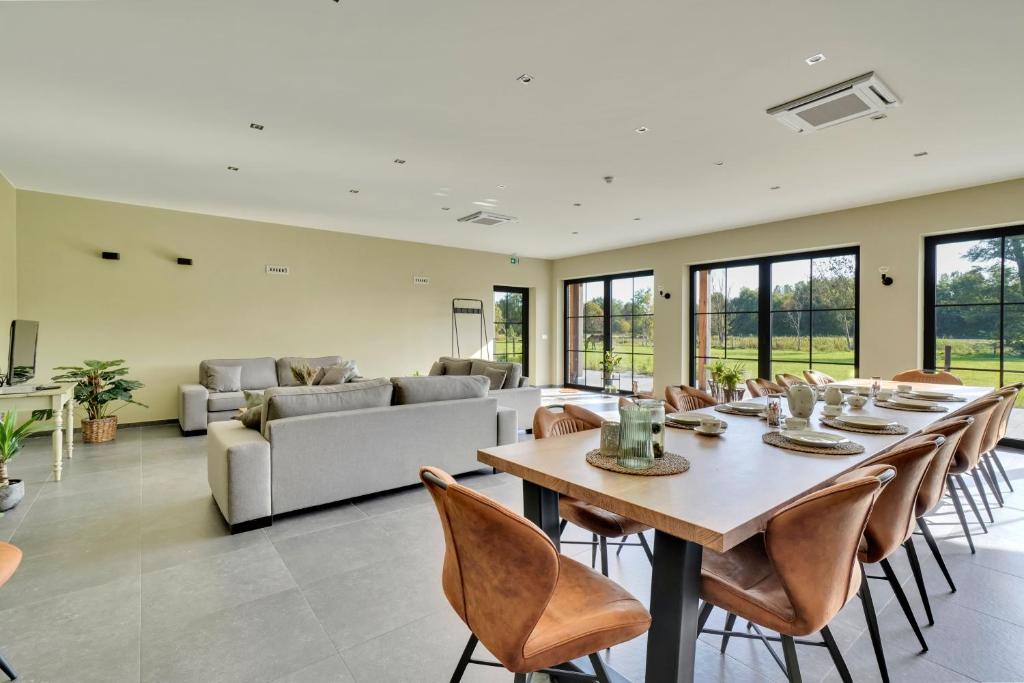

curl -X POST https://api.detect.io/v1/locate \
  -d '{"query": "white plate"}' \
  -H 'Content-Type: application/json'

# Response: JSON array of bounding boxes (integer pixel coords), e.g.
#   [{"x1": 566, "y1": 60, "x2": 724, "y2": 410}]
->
[
  {"x1": 835, "y1": 415, "x2": 897, "y2": 430},
  {"x1": 666, "y1": 412, "x2": 703, "y2": 425},
  {"x1": 889, "y1": 396, "x2": 937, "y2": 409},
  {"x1": 694, "y1": 425, "x2": 726, "y2": 436},
  {"x1": 727, "y1": 401, "x2": 764, "y2": 413},
  {"x1": 901, "y1": 390, "x2": 956, "y2": 401},
  {"x1": 781, "y1": 429, "x2": 850, "y2": 447}
]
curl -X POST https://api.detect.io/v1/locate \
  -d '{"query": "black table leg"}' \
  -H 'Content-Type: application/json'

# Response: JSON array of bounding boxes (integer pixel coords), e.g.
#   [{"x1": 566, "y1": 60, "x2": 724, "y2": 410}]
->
[
  {"x1": 522, "y1": 480, "x2": 561, "y2": 550},
  {"x1": 646, "y1": 530, "x2": 703, "y2": 683}
]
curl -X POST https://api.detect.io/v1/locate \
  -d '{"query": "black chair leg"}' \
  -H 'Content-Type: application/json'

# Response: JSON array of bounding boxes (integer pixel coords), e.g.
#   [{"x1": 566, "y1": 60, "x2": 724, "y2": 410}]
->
[
  {"x1": 971, "y1": 469, "x2": 995, "y2": 524},
  {"x1": 821, "y1": 625, "x2": 852, "y2": 683},
  {"x1": 720, "y1": 612, "x2": 737, "y2": 653},
  {"x1": 859, "y1": 569, "x2": 890, "y2": 683},
  {"x1": 947, "y1": 476, "x2": 977, "y2": 553},
  {"x1": 880, "y1": 558, "x2": 929, "y2": 653},
  {"x1": 591, "y1": 533, "x2": 598, "y2": 569},
  {"x1": 982, "y1": 457, "x2": 1004, "y2": 506},
  {"x1": 559, "y1": 518, "x2": 568, "y2": 536},
  {"x1": 599, "y1": 536, "x2": 609, "y2": 577},
  {"x1": 450, "y1": 634, "x2": 477, "y2": 683},
  {"x1": 588, "y1": 653, "x2": 612, "y2": 683},
  {"x1": 615, "y1": 535, "x2": 628, "y2": 557},
  {"x1": 513, "y1": 674, "x2": 528, "y2": 683},
  {"x1": 918, "y1": 517, "x2": 956, "y2": 592},
  {"x1": 904, "y1": 536, "x2": 934, "y2": 626},
  {"x1": 780, "y1": 634, "x2": 802, "y2": 683},
  {"x1": 955, "y1": 474, "x2": 988, "y2": 533},
  {"x1": 637, "y1": 531, "x2": 654, "y2": 564},
  {"x1": 991, "y1": 450, "x2": 1014, "y2": 492}
]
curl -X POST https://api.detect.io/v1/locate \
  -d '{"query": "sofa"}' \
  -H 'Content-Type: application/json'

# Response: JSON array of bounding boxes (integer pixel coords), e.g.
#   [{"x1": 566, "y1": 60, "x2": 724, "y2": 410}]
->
[
  {"x1": 430, "y1": 356, "x2": 540, "y2": 430},
  {"x1": 179, "y1": 356, "x2": 346, "y2": 434},
  {"x1": 207, "y1": 375, "x2": 517, "y2": 532}
]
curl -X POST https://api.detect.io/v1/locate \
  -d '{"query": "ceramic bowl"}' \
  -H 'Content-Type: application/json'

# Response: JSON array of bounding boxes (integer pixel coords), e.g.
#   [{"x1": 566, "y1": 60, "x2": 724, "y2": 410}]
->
[{"x1": 846, "y1": 394, "x2": 868, "y2": 408}]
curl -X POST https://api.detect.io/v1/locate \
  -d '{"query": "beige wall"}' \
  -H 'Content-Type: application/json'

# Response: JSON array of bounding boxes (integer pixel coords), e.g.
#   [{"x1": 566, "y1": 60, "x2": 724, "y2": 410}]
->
[
  {"x1": 0, "y1": 173, "x2": 15, "y2": 335},
  {"x1": 552, "y1": 178, "x2": 1024, "y2": 391},
  {"x1": 15, "y1": 191, "x2": 553, "y2": 424}
]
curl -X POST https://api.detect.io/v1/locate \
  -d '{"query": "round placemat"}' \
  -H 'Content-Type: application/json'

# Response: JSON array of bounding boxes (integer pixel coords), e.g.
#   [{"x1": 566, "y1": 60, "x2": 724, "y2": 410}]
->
[
  {"x1": 714, "y1": 405, "x2": 762, "y2": 417},
  {"x1": 875, "y1": 400, "x2": 948, "y2": 413},
  {"x1": 761, "y1": 431, "x2": 865, "y2": 456},
  {"x1": 820, "y1": 417, "x2": 909, "y2": 435},
  {"x1": 585, "y1": 449, "x2": 690, "y2": 476}
]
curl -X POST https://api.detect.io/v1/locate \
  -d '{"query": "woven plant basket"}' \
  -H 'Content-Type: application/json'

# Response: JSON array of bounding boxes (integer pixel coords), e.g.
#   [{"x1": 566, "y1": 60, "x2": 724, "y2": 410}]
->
[{"x1": 82, "y1": 416, "x2": 117, "y2": 444}]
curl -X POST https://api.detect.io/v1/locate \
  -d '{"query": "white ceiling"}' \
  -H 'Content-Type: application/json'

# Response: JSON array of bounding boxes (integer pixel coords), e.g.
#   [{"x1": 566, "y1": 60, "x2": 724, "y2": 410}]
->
[{"x1": 2, "y1": 0, "x2": 1023, "y2": 259}]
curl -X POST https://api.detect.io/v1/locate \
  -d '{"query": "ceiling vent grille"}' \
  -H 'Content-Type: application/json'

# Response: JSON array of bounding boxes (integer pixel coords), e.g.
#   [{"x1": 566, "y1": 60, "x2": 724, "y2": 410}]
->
[
  {"x1": 457, "y1": 211, "x2": 517, "y2": 226},
  {"x1": 767, "y1": 72, "x2": 900, "y2": 133}
]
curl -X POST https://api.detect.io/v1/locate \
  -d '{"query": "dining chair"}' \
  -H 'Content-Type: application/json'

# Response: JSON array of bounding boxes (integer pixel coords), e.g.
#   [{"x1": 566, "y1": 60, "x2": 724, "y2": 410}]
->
[
  {"x1": 774, "y1": 373, "x2": 804, "y2": 389},
  {"x1": 0, "y1": 542, "x2": 22, "y2": 681},
  {"x1": 533, "y1": 406, "x2": 654, "y2": 573},
  {"x1": 979, "y1": 383, "x2": 1022, "y2": 503},
  {"x1": 420, "y1": 467, "x2": 652, "y2": 682},
  {"x1": 803, "y1": 369, "x2": 835, "y2": 386},
  {"x1": 891, "y1": 369, "x2": 963, "y2": 385},
  {"x1": 665, "y1": 384, "x2": 718, "y2": 412},
  {"x1": 703, "y1": 464, "x2": 892, "y2": 683},
  {"x1": 944, "y1": 394, "x2": 1005, "y2": 538},
  {"x1": 745, "y1": 377, "x2": 786, "y2": 397}
]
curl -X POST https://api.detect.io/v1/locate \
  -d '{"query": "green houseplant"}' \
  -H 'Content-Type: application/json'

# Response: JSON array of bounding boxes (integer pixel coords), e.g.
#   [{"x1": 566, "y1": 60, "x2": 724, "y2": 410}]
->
[
  {"x1": 718, "y1": 362, "x2": 748, "y2": 402},
  {"x1": 599, "y1": 351, "x2": 622, "y2": 394},
  {"x1": 0, "y1": 410, "x2": 41, "y2": 511},
  {"x1": 51, "y1": 360, "x2": 147, "y2": 444}
]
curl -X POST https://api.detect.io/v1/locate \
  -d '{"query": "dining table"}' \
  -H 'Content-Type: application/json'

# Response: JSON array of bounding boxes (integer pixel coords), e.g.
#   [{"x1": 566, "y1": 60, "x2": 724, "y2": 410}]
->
[{"x1": 477, "y1": 379, "x2": 991, "y2": 683}]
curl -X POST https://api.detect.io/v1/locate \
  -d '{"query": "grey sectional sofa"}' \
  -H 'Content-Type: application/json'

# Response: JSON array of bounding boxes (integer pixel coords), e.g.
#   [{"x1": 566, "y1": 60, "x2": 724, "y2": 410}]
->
[
  {"x1": 206, "y1": 375, "x2": 517, "y2": 532},
  {"x1": 430, "y1": 356, "x2": 540, "y2": 430}
]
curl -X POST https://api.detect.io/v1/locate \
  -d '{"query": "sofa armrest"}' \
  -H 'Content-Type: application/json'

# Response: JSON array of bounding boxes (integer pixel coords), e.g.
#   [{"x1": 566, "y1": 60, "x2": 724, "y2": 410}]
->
[
  {"x1": 179, "y1": 383, "x2": 209, "y2": 432},
  {"x1": 497, "y1": 406, "x2": 518, "y2": 445},
  {"x1": 518, "y1": 376, "x2": 530, "y2": 388},
  {"x1": 207, "y1": 421, "x2": 271, "y2": 530}
]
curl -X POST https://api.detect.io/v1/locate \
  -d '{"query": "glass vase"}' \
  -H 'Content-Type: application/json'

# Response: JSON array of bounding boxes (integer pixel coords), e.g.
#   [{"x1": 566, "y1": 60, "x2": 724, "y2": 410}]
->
[
  {"x1": 617, "y1": 405, "x2": 654, "y2": 470},
  {"x1": 638, "y1": 399, "x2": 666, "y2": 458}
]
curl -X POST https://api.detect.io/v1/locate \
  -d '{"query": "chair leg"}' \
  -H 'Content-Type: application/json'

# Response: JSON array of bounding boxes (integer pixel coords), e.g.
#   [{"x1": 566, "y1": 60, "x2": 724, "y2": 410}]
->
[
  {"x1": 559, "y1": 518, "x2": 568, "y2": 536},
  {"x1": 450, "y1": 634, "x2": 477, "y2": 683},
  {"x1": 780, "y1": 634, "x2": 802, "y2": 683},
  {"x1": 918, "y1": 517, "x2": 956, "y2": 592},
  {"x1": 859, "y1": 569, "x2": 890, "y2": 683},
  {"x1": 820, "y1": 625, "x2": 852, "y2": 683},
  {"x1": 970, "y1": 468, "x2": 995, "y2": 524},
  {"x1": 591, "y1": 533, "x2": 598, "y2": 569},
  {"x1": 514, "y1": 674, "x2": 528, "y2": 683},
  {"x1": 720, "y1": 612, "x2": 737, "y2": 653},
  {"x1": 588, "y1": 653, "x2": 612, "y2": 683},
  {"x1": 982, "y1": 456, "x2": 1004, "y2": 506},
  {"x1": 615, "y1": 535, "x2": 628, "y2": 557},
  {"x1": 955, "y1": 473, "x2": 988, "y2": 533},
  {"x1": 903, "y1": 536, "x2": 934, "y2": 626},
  {"x1": 880, "y1": 558, "x2": 929, "y2": 653},
  {"x1": 637, "y1": 531, "x2": 654, "y2": 564},
  {"x1": 599, "y1": 536, "x2": 609, "y2": 577},
  {"x1": 947, "y1": 476, "x2": 977, "y2": 553},
  {"x1": 991, "y1": 449, "x2": 1014, "y2": 492},
  {"x1": 697, "y1": 601, "x2": 714, "y2": 633}
]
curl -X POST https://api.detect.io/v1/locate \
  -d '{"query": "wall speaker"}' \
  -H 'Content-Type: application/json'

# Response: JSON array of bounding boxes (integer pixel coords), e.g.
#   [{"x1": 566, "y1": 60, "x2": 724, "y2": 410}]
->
[
  {"x1": 101, "y1": 251, "x2": 120, "y2": 260},
  {"x1": 177, "y1": 257, "x2": 193, "y2": 266}
]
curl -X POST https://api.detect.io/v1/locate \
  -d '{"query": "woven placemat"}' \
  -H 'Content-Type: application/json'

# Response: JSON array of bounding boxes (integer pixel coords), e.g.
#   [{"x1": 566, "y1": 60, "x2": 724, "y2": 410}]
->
[
  {"x1": 585, "y1": 449, "x2": 690, "y2": 475},
  {"x1": 762, "y1": 431, "x2": 865, "y2": 455},
  {"x1": 820, "y1": 416, "x2": 909, "y2": 435},
  {"x1": 714, "y1": 405, "x2": 763, "y2": 417},
  {"x1": 875, "y1": 400, "x2": 948, "y2": 413}
]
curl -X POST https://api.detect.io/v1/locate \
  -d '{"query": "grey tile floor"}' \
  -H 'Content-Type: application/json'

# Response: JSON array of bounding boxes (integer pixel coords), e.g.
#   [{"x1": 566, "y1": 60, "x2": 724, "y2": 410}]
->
[{"x1": 1, "y1": 423, "x2": 1023, "y2": 682}]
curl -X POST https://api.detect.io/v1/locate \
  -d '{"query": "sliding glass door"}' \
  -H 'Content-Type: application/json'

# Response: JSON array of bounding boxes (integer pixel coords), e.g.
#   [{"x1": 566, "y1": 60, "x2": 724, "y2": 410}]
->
[
  {"x1": 565, "y1": 271, "x2": 654, "y2": 393},
  {"x1": 691, "y1": 248, "x2": 859, "y2": 389},
  {"x1": 493, "y1": 286, "x2": 529, "y2": 369}
]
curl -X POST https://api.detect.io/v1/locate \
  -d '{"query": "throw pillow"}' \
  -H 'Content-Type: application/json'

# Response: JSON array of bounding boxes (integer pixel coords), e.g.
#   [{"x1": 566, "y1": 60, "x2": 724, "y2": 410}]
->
[
  {"x1": 243, "y1": 390, "x2": 264, "y2": 408},
  {"x1": 318, "y1": 360, "x2": 360, "y2": 385},
  {"x1": 233, "y1": 405, "x2": 262, "y2": 430},
  {"x1": 206, "y1": 365, "x2": 242, "y2": 392},
  {"x1": 482, "y1": 367, "x2": 507, "y2": 390},
  {"x1": 440, "y1": 357, "x2": 473, "y2": 375},
  {"x1": 428, "y1": 361, "x2": 445, "y2": 376}
]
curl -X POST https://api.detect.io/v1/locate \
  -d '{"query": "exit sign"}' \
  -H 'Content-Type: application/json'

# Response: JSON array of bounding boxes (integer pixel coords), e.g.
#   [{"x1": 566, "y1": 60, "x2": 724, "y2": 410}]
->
[{"x1": 510, "y1": 255, "x2": 520, "y2": 265}]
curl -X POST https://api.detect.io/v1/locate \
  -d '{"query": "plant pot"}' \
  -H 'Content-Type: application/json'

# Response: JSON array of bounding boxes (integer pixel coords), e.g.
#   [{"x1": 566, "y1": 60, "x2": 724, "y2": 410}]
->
[
  {"x1": 82, "y1": 416, "x2": 118, "y2": 444},
  {"x1": 0, "y1": 480, "x2": 24, "y2": 512}
]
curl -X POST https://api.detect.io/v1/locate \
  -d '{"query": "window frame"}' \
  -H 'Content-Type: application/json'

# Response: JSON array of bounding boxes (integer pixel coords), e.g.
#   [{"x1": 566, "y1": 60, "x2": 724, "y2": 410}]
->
[{"x1": 493, "y1": 285, "x2": 529, "y2": 373}]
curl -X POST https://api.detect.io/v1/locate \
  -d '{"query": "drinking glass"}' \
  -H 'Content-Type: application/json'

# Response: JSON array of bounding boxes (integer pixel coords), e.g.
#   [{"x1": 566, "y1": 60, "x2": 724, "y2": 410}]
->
[
  {"x1": 765, "y1": 395, "x2": 783, "y2": 428},
  {"x1": 870, "y1": 376, "x2": 882, "y2": 398},
  {"x1": 617, "y1": 405, "x2": 654, "y2": 470}
]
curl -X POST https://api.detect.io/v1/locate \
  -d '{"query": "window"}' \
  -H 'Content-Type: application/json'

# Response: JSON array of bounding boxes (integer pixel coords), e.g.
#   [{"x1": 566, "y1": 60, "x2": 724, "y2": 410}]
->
[
  {"x1": 564, "y1": 271, "x2": 654, "y2": 393},
  {"x1": 925, "y1": 226, "x2": 1024, "y2": 444},
  {"x1": 691, "y1": 248, "x2": 859, "y2": 388},
  {"x1": 494, "y1": 286, "x2": 528, "y2": 370}
]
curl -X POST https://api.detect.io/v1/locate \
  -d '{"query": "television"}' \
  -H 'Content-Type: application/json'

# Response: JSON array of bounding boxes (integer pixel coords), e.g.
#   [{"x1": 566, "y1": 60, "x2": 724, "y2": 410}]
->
[{"x1": 4, "y1": 320, "x2": 39, "y2": 387}]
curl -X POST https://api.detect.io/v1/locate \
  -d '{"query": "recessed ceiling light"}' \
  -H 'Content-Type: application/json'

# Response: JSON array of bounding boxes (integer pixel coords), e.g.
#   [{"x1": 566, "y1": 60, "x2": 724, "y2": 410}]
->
[
  {"x1": 913, "y1": 151, "x2": 929, "y2": 157},
  {"x1": 714, "y1": 161, "x2": 725, "y2": 166},
  {"x1": 635, "y1": 126, "x2": 649, "y2": 134},
  {"x1": 633, "y1": 217, "x2": 641, "y2": 221},
  {"x1": 573, "y1": 202, "x2": 582, "y2": 207},
  {"x1": 249, "y1": 122, "x2": 264, "y2": 131},
  {"x1": 497, "y1": 184, "x2": 506, "y2": 189},
  {"x1": 441, "y1": 207, "x2": 451, "y2": 211},
  {"x1": 516, "y1": 74, "x2": 533, "y2": 84},
  {"x1": 349, "y1": 189, "x2": 359, "y2": 193},
  {"x1": 571, "y1": 231, "x2": 579, "y2": 235},
  {"x1": 770, "y1": 185, "x2": 781, "y2": 190},
  {"x1": 226, "y1": 166, "x2": 239, "y2": 171},
  {"x1": 393, "y1": 158, "x2": 406, "y2": 164},
  {"x1": 870, "y1": 113, "x2": 888, "y2": 121},
  {"x1": 805, "y1": 53, "x2": 826, "y2": 65}
]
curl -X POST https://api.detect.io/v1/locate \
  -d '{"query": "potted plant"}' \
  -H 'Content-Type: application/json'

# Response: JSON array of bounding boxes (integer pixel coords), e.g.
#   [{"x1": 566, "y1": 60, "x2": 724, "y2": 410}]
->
[
  {"x1": 52, "y1": 360, "x2": 147, "y2": 443},
  {"x1": 599, "y1": 351, "x2": 622, "y2": 394},
  {"x1": 0, "y1": 410, "x2": 40, "y2": 511},
  {"x1": 706, "y1": 360, "x2": 728, "y2": 401},
  {"x1": 718, "y1": 362, "x2": 748, "y2": 402}
]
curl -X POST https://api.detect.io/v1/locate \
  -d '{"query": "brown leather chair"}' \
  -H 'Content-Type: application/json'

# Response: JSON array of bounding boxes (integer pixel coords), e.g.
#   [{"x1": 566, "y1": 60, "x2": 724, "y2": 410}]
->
[
  {"x1": 665, "y1": 384, "x2": 717, "y2": 412},
  {"x1": 746, "y1": 377, "x2": 786, "y2": 397},
  {"x1": 703, "y1": 465, "x2": 891, "y2": 683},
  {"x1": 803, "y1": 369, "x2": 835, "y2": 386},
  {"x1": 774, "y1": 373, "x2": 804, "y2": 389},
  {"x1": 533, "y1": 406, "x2": 654, "y2": 573},
  {"x1": 0, "y1": 542, "x2": 22, "y2": 681},
  {"x1": 944, "y1": 394, "x2": 1005, "y2": 548},
  {"x1": 420, "y1": 467, "x2": 651, "y2": 682},
  {"x1": 891, "y1": 369, "x2": 963, "y2": 385},
  {"x1": 978, "y1": 383, "x2": 1022, "y2": 506}
]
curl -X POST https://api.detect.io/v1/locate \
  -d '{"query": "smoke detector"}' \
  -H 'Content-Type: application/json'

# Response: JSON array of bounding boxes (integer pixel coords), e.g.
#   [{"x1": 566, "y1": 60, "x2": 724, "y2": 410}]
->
[
  {"x1": 767, "y1": 72, "x2": 900, "y2": 133},
  {"x1": 457, "y1": 211, "x2": 517, "y2": 226}
]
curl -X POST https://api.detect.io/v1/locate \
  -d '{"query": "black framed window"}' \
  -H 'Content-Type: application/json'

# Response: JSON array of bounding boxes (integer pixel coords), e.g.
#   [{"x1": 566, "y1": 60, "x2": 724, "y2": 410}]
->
[
  {"x1": 925, "y1": 226, "x2": 1024, "y2": 444},
  {"x1": 494, "y1": 286, "x2": 529, "y2": 370},
  {"x1": 690, "y1": 248, "x2": 859, "y2": 388},
  {"x1": 564, "y1": 271, "x2": 654, "y2": 393}
]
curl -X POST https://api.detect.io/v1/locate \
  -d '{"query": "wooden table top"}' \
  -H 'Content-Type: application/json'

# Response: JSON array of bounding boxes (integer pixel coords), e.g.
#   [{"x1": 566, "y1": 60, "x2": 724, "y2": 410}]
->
[{"x1": 479, "y1": 380, "x2": 990, "y2": 552}]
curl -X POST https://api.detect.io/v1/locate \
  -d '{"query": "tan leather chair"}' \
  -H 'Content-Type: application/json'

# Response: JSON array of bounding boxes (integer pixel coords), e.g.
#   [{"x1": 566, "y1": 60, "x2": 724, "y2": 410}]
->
[
  {"x1": 0, "y1": 542, "x2": 21, "y2": 681},
  {"x1": 533, "y1": 406, "x2": 654, "y2": 573},
  {"x1": 774, "y1": 373, "x2": 803, "y2": 389},
  {"x1": 803, "y1": 369, "x2": 835, "y2": 385},
  {"x1": 665, "y1": 384, "x2": 717, "y2": 412},
  {"x1": 978, "y1": 383, "x2": 1022, "y2": 506},
  {"x1": 944, "y1": 394, "x2": 1005, "y2": 548},
  {"x1": 703, "y1": 465, "x2": 891, "y2": 683},
  {"x1": 420, "y1": 467, "x2": 651, "y2": 682},
  {"x1": 746, "y1": 377, "x2": 786, "y2": 397},
  {"x1": 891, "y1": 369, "x2": 963, "y2": 385}
]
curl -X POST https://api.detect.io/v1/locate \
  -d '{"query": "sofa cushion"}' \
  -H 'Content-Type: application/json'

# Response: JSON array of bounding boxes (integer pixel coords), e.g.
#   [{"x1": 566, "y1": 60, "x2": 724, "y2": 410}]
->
[
  {"x1": 318, "y1": 360, "x2": 360, "y2": 385},
  {"x1": 205, "y1": 365, "x2": 242, "y2": 392},
  {"x1": 201, "y1": 357, "x2": 278, "y2": 391},
  {"x1": 481, "y1": 366, "x2": 507, "y2": 390},
  {"x1": 276, "y1": 356, "x2": 343, "y2": 387},
  {"x1": 439, "y1": 357, "x2": 473, "y2": 375},
  {"x1": 466, "y1": 358, "x2": 523, "y2": 390},
  {"x1": 243, "y1": 389, "x2": 265, "y2": 408},
  {"x1": 233, "y1": 405, "x2": 263, "y2": 430},
  {"x1": 391, "y1": 375, "x2": 488, "y2": 405},
  {"x1": 428, "y1": 361, "x2": 445, "y2": 376},
  {"x1": 262, "y1": 378, "x2": 394, "y2": 432},
  {"x1": 208, "y1": 391, "x2": 246, "y2": 412}
]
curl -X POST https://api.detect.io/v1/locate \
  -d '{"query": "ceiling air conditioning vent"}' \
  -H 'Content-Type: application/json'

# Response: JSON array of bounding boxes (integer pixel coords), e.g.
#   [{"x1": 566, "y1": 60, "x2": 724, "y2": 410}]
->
[
  {"x1": 767, "y1": 72, "x2": 900, "y2": 133},
  {"x1": 457, "y1": 211, "x2": 517, "y2": 226}
]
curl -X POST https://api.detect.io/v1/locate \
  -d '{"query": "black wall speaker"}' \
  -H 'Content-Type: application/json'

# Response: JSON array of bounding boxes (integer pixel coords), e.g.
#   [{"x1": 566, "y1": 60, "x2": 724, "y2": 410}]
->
[
  {"x1": 177, "y1": 257, "x2": 193, "y2": 266},
  {"x1": 101, "y1": 251, "x2": 120, "y2": 260}
]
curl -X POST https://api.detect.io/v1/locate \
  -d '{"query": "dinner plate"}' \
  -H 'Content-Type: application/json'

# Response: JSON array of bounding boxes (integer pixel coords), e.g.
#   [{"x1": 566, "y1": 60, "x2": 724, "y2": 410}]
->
[
  {"x1": 727, "y1": 401, "x2": 764, "y2": 414},
  {"x1": 835, "y1": 415, "x2": 897, "y2": 430},
  {"x1": 666, "y1": 412, "x2": 703, "y2": 426},
  {"x1": 889, "y1": 396, "x2": 937, "y2": 409},
  {"x1": 780, "y1": 430, "x2": 850, "y2": 447},
  {"x1": 900, "y1": 390, "x2": 956, "y2": 401}
]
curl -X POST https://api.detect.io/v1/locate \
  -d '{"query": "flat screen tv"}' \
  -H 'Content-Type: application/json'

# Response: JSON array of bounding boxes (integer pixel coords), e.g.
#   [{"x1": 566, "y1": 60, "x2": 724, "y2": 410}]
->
[{"x1": 4, "y1": 320, "x2": 39, "y2": 386}]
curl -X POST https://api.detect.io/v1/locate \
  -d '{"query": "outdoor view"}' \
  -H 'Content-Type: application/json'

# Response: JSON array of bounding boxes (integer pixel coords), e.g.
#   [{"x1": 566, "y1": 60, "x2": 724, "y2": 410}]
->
[
  {"x1": 565, "y1": 273, "x2": 654, "y2": 392},
  {"x1": 693, "y1": 252, "x2": 857, "y2": 389},
  {"x1": 493, "y1": 288, "x2": 527, "y2": 366}
]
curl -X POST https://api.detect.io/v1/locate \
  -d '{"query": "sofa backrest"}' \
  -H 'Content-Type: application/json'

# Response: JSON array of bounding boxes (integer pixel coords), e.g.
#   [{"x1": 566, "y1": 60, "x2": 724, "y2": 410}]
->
[
  {"x1": 276, "y1": 356, "x2": 343, "y2": 386},
  {"x1": 200, "y1": 357, "x2": 278, "y2": 391},
  {"x1": 261, "y1": 378, "x2": 393, "y2": 434},
  {"x1": 438, "y1": 357, "x2": 523, "y2": 390},
  {"x1": 391, "y1": 375, "x2": 488, "y2": 405}
]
